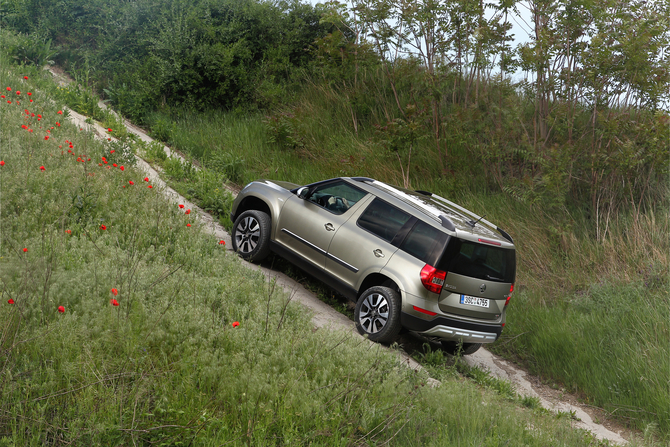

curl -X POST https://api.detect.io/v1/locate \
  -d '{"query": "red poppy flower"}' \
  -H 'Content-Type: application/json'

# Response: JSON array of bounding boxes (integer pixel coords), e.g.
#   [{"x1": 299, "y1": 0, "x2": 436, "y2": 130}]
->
[
  {"x1": 179, "y1": 204, "x2": 184, "y2": 209},
  {"x1": 185, "y1": 209, "x2": 191, "y2": 215},
  {"x1": 100, "y1": 225, "x2": 107, "y2": 230},
  {"x1": 107, "y1": 138, "x2": 111, "y2": 141},
  {"x1": 16, "y1": 91, "x2": 20, "y2": 95},
  {"x1": 7, "y1": 298, "x2": 14, "y2": 304},
  {"x1": 144, "y1": 177, "x2": 149, "y2": 182},
  {"x1": 98, "y1": 163, "x2": 102, "y2": 166},
  {"x1": 23, "y1": 248, "x2": 27, "y2": 252},
  {"x1": 44, "y1": 136, "x2": 49, "y2": 140},
  {"x1": 232, "y1": 321, "x2": 240, "y2": 328},
  {"x1": 102, "y1": 157, "x2": 106, "y2": 161},
  {"x1": 65, "y1": 230, "x2": 71, "y2": 234},
  {"x1": 119, "y1": 166, "x2": 124, "y2": 171},
  {"x1": 29, "y1": 99, "x2": 32, "y2": 102},
  {"x1": 37, "y1": 114, "x2": 41, "y2": 118},
  {"x1": 39, "y1": 166, "x2": 45, "y2": 171},
  {"x1": 56, "y1": 122, "x2": 60, "y2": 126},
  {"x1": 0, "y1": 161, "x2": 4, "y2": 167},
  {"x1": 7, "y1": 101, "x2": 11, "y2": 104},
  {"x1": 57, "y1": 110, "x2": 62, "y2": 114},
  {"x1": 107, "y1": 128, "x2": 112, "y2": 132},
  {"x1": 186, "y1": 223, "x2": 191, "y2": 227},
  {"x1": 113, "y1": 163, "x2": 117, "y2": 167},
  {"x1": 21, "y1": 125, "x2": 27, "y2": 129},
  {"x1": 23, "y1": 76, "x2": 28, "y2": 79},
  {"x1": 58, "y1": 306, "x2": 65, "y2": 313},
  {"x1": 111, "y1": 288, "x2": 118, "y2": 296},
  {"x1": 110, "y1": 298, "x2": 119, "y2": 306},
  {"x1": 128, "y1": 180, "x2": 134, "y2": 185},
  {"x1": 28, "y1": 129, "x2": 33, "y2": 132},
  {"x1": 148, "y1": 185, "x2": 153, "y2": 189},
  {"x1": 0, "y1": 95, "x2": 5, "y2": 98},
  {"x1": 219, "y1": 240, "x2": 225, "y2": 245},
  {"x1": 110, "y1": 150, "x2": 115, "y2": 154},
  {"x1": 5, "y1": 87, "x2": 10, "y2": 91},
  {"x1": 27, "y1": 92, "x2": 31, "y2": 96}
]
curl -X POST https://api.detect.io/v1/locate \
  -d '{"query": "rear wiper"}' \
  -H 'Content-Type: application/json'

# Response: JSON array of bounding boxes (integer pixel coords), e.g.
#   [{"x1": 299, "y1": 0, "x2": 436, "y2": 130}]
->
[{"x1": 485, "y1": 274, "x2": 503, "y2": 281}]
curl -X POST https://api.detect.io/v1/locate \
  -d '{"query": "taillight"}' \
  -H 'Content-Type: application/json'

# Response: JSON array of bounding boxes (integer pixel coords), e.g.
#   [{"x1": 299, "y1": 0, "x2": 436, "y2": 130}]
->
[
  {"x1": 420, "y1": 264, "x2": 446, "y2": 294},
  {"x1": 504, "y1": 284, "x2": 514, "y2": 306}
]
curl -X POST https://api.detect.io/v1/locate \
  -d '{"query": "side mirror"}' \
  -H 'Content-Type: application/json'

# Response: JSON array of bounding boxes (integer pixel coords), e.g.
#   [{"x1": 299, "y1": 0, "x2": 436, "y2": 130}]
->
[{"x1": 297, "y1": 187, "x2": 309, "y2": 199}]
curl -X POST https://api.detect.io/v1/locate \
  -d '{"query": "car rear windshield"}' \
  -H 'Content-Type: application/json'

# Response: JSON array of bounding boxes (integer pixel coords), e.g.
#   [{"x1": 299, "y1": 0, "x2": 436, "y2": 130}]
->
[{"x1": 437, "y1": 238, "x2": 516, "y2": 283}]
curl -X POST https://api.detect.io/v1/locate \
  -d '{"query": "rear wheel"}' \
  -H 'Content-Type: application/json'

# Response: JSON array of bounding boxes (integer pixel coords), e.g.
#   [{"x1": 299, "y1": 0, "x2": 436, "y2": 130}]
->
[
  {"x1": 232, "y1": 210, "x2": 271, "y2": 262},
  {"x1": 440, "y1": 340, "x2": 482, "y2": 356},
  {"x1": 354, "y1": 286, "x2": 401, "y2": 343}
]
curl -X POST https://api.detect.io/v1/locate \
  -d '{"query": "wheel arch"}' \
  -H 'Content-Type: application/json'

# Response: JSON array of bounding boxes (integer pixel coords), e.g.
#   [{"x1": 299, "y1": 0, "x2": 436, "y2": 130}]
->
[
  {"x1": 357, "y1": 273, "x2": 401, "y2": 299},
  {"x1": 232, "y1": 196, "x2": 273, "y2": 223}
]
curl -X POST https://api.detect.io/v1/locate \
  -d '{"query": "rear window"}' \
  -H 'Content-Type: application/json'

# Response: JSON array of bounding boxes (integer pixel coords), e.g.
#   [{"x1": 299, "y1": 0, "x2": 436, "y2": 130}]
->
[{"x1": 437, "y1": 238, "x2": 516, "y2": 283}]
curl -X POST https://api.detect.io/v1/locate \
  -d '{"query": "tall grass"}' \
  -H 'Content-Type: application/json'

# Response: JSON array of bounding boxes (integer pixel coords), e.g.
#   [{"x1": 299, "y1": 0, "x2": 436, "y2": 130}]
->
[
  {"x1": 0, "y1": 56, "x2": 628, "y2": 446},
  {"x1": 495, "y1": 283, "x2": 669, "y2": 434}
]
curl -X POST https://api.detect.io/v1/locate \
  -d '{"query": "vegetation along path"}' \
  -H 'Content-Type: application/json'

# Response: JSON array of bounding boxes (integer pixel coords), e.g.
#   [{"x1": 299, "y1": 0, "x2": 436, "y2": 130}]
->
[{"x1": 58, "y1": 69, "x2": 630, "y2": 446}]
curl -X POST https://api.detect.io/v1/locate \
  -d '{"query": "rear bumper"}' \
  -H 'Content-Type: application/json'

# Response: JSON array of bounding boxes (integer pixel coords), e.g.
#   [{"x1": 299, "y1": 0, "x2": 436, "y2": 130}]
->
[{"x1": 401, "y1": 312, "x2": 502, "y2": 343}]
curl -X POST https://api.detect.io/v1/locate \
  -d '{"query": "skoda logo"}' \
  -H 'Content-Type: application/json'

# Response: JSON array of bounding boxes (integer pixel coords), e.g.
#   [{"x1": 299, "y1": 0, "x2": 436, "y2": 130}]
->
[{"x1": 480, "y1": 284, "x2": 486, "y2": 293}]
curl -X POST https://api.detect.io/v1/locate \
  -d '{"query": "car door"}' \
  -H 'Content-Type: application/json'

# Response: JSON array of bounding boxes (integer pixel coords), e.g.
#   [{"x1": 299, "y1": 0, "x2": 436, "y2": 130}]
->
[
  {"x1": 275, "y1": 180, "x2": 368, "y2": 269},
  {"x1": 326, "y1": 198, "x2": 412, "y2": 291}
]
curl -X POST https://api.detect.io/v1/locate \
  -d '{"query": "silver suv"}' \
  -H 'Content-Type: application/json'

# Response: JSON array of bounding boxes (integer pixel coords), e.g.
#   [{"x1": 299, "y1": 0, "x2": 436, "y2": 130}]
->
[{"x1": 230, "y1": 177, "x2": 515, "y2": 355}]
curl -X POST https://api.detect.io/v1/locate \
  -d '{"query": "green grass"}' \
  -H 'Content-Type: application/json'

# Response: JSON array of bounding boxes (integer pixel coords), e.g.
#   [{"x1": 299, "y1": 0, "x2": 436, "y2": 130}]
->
[
  {"x1": 0, "y1": 55, "x2": 637, "y2": 446},
  {"x1": 493, "y1": 282, "x2": 670, "y2": 433}
]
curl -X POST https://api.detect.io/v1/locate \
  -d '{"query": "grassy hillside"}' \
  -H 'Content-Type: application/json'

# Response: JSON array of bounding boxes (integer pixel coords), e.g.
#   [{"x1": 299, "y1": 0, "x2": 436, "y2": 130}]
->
[
  {"x1": 127, "y1": 87, "x2": 669, "y2": 436},
  {"x1": 0, "y1": 51, "x2": 640, "y2": 446}
]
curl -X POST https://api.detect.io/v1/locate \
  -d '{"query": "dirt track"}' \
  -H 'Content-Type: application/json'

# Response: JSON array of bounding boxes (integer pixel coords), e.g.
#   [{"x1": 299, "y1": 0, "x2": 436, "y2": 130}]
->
[{"x1": 54, "y1": 67, "x2": 631, "y2": 445}]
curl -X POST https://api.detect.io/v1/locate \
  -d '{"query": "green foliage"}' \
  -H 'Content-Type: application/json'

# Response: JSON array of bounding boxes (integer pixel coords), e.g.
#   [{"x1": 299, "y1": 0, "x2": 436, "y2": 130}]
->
[
  {"x1": 263, "y1": 109, "x2": 307, "y2": 151},
  {"x1": 208, "y1": 150, "x2": 245, "y2": 184},
  {"x1": 163, "y1": 154, "x2": 195, "y2": 180},
  {"x1": 53, "y1": 83, "x2": 106, "y2": 121},
  {"x1": 2, "y1": 32, "x2": 57, "y2": 67}
]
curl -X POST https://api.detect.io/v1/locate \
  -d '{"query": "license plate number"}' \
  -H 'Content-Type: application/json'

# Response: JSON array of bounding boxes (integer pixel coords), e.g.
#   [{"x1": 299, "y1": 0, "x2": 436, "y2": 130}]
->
[{"x1": 460, "y1": 295, "x2": 489, "y2": 308}]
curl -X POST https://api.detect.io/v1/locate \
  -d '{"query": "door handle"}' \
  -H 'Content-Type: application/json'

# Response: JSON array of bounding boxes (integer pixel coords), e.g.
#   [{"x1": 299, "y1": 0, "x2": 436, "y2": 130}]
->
[
  {"x1": 373, "y1": 249, "x2": 384, "y2": 258},
  {"x1": 324, "y1": 223, "x2": 335, "y2": 231}
]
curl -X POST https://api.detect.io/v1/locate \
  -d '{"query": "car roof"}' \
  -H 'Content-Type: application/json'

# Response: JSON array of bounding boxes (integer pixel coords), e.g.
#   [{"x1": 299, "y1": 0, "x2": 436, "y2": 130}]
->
[{"x1": 345, "y1": 177, "x2": 513, "y2": 247}]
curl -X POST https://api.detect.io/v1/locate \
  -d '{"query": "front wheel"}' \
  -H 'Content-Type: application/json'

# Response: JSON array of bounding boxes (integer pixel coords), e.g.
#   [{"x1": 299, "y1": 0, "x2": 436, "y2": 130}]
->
[
  {"x1": 354, "y1": 286, "x2": 401, "y2": 343},
  {"x1": 231, "y1": 210, "x2": 271, "y2": 262}
]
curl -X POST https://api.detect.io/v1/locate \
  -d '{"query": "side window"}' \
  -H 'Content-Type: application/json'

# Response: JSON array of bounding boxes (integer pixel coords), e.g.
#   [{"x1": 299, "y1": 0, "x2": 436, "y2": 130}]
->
[
  {"x1": 308, "y1": 181, "x2": 367, "y2": 215},
  {"x1": 400, "y1": 220, "x2": 447, "y2": 264},
  {"x1": 358, "y1": 198, "x2": 411, "y2": 242}
]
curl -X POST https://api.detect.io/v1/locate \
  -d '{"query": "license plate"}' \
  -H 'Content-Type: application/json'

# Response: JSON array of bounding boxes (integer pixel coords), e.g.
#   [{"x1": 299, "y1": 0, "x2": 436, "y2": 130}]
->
[{"x1": 460, "y1": 295, "x2": 489, "y2": 308}]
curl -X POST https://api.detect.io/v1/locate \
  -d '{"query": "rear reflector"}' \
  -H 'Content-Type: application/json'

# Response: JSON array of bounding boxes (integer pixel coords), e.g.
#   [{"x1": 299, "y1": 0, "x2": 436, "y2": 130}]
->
[
  {"x1": 413, "y1": 305, "x2": 437, "y2": 316},
  {"x1": 478, "y1": 238, "x2": 501, "y2": 246},
  {"x1": 420, "y1": 264, "x2": 446, "y2": 294}
]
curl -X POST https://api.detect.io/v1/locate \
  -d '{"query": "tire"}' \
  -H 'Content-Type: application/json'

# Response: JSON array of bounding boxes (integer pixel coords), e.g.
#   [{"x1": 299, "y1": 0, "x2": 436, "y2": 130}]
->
[
  {"x1": 354, "y1": 286, "x2": 402, "y2": 343},
  {"x1": 231, "y1": 210, "x2": 271, "y2": 262},
  {"x1": 440, "y1": 340, "x2": 482, "y2": 356}
]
